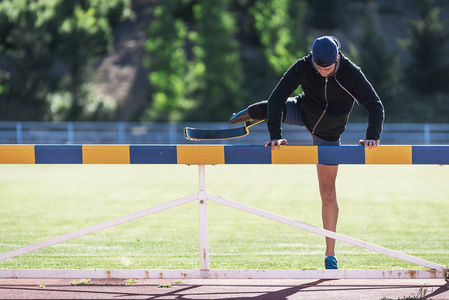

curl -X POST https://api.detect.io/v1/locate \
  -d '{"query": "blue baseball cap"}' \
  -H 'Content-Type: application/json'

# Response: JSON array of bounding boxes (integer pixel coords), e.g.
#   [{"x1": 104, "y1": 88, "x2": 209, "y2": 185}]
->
[{"x1": 312, "y1": 36, "x2": 341, "y2": 67}]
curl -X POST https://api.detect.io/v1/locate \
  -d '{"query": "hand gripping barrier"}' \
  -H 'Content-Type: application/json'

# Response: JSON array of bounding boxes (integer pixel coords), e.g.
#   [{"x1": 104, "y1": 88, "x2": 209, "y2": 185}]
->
[{"x1": 0, "y1": 145, "x2": 448, "y2": 280}]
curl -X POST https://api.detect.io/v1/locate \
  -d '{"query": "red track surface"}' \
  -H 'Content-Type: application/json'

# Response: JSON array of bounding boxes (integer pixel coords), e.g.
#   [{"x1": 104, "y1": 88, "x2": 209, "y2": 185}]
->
[{"x1": 1, "y1": 278, "x2": 448, "y2": 299}]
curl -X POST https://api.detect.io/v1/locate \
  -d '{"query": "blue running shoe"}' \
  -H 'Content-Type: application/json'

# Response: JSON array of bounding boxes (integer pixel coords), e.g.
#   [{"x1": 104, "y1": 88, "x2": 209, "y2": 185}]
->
[{"x1": 324, "y1": 256, "x2": 338, "y2": 269}]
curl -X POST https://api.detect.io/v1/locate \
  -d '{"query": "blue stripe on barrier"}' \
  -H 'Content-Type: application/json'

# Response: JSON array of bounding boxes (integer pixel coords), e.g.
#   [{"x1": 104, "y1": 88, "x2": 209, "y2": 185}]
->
[
  {"x1": 224, "y1": 145, "x2": 271, "y2": 164},
  {"x1": 130, "y1": 145, "x2": 177, "y2": 164},
  {"x1": 412, "y1": 146, "x2": 449, "y2": 164},
  {"x1": 35, "y1": 145, "x2": 83, "y2": 164},
  {"x1": 318, "y1": 146, "x2": 365, "y2": 164}
]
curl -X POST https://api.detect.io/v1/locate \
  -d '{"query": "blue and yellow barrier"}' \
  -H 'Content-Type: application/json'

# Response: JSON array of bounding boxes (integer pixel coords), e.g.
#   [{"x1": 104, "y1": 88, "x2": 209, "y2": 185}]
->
[{"x1": 0, "y1": 145, "x2": 448, "y2": 165}]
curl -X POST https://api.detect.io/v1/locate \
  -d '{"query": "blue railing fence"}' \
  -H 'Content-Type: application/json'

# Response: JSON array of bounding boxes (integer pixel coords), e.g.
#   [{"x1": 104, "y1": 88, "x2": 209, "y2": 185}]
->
[{"x1": 1, "y1": 121, "x2": 448, "y2": 145}]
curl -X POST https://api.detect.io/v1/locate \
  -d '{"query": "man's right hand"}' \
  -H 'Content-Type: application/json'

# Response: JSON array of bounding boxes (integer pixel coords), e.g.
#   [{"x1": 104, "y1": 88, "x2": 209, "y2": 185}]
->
[
  {"x1": 264, "y1": 139, "x2": 289, "y2": 150},
  {"x1": 359, "y1": 139, "x2": 379, "y2": 149}
]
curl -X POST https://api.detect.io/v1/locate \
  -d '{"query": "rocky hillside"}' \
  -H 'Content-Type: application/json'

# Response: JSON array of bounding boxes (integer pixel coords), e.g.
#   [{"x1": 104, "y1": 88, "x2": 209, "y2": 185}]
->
[{"x1": 94, "y1": 0, "x2": 156, "y2": 121}]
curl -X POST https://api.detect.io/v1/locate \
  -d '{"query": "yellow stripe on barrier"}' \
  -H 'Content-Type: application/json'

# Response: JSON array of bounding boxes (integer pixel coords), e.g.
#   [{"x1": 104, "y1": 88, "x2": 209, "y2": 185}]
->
[
  {"x1": 364, "y1": 146, "x2": 412, "y2": 164},
  {"x1": 82, "y1": 145, "x2": 130, "y2": 164},
  {"x1": 177, "y1": 145, "x2": 225, "y2": 165},
  {"x1": 0, "y1": 145, "x2": 35, "y2": 164},
  {"x1": 271, "y1": 146, "x2": 318, "y2": 164}
]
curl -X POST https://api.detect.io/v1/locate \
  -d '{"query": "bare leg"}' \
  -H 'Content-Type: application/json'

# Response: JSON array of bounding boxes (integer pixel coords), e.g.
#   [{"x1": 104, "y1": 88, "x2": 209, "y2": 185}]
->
[{"x1": 316, "y1": 164, "x2": 339, "y2": 256}]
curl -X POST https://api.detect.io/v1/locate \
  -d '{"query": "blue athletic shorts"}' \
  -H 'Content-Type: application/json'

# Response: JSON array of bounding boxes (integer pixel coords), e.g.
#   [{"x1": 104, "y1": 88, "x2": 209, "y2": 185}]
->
[{"x1": 283, "y1": 97, "x2": 341, "y2": 146}]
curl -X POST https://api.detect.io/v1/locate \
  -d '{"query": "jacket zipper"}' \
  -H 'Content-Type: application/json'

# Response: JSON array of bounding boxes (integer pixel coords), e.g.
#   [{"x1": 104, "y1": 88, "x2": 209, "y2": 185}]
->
[
  {"x1": 312, "y1": 77, "x2": 328, "y2": 135},
  {"x1": 335, "y1": 75, "x2": 359, "y2": 105}
]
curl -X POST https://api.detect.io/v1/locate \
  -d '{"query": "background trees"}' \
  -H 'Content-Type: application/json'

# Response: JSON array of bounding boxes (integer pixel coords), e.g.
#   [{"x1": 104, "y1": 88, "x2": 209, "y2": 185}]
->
[
  {"x1": 186, "y1": 0, "x2": 244, "y2": 121},
  {"x1": 142, "y1": 0, "x2": 190, "y2": 122},
  {"x1": 398, "y1": 0, "x2": 449, "y2": 121},
  {"x1": 1, "y1": 0, "x2": 448, "y2": 123},
  {"x1": 0, "y1": 0, "x2": 131, "y2": 121}
]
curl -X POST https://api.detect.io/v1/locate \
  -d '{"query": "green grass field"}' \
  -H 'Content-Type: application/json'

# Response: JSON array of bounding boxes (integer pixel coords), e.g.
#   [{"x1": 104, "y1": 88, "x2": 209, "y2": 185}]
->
[{"x1": 0, "y1": 164, "x2": 448, "y2": 270}]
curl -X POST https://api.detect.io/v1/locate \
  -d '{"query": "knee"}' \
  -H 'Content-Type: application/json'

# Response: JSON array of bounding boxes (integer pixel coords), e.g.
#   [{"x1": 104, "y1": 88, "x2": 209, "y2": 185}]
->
[
  {"x1": 248, "y1": 100, "x2": 268, "y2": 119},
  {"x1": 320, "y1": 183, "x2": 337, "y2": 204}
]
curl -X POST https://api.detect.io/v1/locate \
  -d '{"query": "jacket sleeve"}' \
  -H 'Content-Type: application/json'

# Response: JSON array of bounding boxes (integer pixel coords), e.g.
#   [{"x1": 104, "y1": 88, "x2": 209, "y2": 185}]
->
[
  {"x1": 353, "y1": 70, "x2": 385, "y2": 141},
  {"x1": 267, "y1": 61, "x2": 301, "y2": 140}
]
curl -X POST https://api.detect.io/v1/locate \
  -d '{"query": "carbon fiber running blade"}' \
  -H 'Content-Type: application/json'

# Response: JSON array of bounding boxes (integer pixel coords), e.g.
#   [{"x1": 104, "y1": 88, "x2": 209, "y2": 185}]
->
[
  {"x1": 184, "y1": 126, "x2": 249, "y2": 141},
  {"x1": 184, "y1": 119, "x2": 265, "y2": 141}
]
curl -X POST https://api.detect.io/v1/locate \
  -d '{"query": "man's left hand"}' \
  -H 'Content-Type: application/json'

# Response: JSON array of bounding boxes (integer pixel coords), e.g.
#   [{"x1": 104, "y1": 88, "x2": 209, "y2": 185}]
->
[{"x1": 359, "y1": 139, "x2": 379, "y2": 149}]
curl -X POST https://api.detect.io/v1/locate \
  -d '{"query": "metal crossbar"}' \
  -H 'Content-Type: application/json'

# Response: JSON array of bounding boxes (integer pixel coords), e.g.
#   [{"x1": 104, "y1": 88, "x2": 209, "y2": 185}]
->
[{"x1": 0, "y1": 164, "x2": 447, "y2": 280}]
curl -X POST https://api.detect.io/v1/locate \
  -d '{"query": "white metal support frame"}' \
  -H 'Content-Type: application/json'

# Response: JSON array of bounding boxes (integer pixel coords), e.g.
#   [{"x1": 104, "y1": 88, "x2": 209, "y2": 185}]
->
[
  {"x1": 0, "y1": 165, "x2": 448, "y2": 280},
  {"x1": 198, "y1": 165, "x2": 209, "y2": 271}
]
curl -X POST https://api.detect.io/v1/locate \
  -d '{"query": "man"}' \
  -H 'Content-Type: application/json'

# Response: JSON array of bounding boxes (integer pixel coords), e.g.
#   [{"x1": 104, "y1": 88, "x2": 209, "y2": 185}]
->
[{"x1": 230, "y1": 36, "x2": 384, "y2": 269}]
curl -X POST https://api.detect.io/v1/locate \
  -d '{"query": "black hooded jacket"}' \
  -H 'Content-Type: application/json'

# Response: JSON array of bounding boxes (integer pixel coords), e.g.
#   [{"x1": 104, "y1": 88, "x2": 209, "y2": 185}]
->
[{"x1": 267, "y1": 53, "x2": 384, "y2": 142}]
